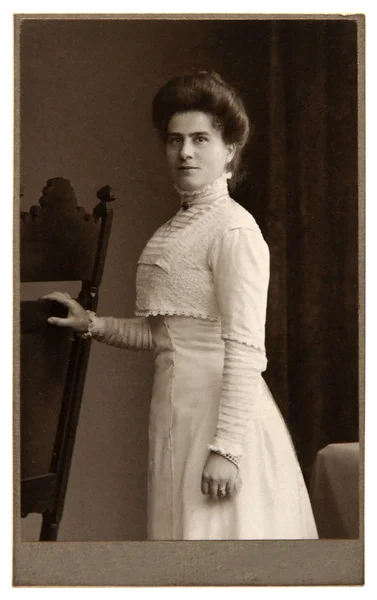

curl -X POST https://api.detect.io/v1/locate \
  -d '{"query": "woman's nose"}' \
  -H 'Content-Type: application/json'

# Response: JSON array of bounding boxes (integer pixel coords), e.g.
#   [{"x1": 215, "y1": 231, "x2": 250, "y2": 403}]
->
[{"x1": 179, "y1": 139, "x2": 193, "y2": 160}]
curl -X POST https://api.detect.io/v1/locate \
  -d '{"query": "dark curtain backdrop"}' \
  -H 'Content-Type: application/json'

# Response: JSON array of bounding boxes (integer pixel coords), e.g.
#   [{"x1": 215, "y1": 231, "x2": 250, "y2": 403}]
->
[{"x1": 210, "y1": 19, "x2": 359, "y2": 478}]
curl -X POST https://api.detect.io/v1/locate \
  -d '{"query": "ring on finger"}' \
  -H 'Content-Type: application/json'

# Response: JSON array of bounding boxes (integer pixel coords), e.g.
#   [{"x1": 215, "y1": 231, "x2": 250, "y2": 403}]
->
[{"x1": 218, "y1": 487, "x2": 227, "y2": 498}]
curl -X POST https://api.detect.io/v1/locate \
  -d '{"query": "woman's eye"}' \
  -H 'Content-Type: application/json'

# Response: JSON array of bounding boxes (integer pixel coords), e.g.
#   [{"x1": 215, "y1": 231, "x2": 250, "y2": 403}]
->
[
  {"x1": 196, "y1": 137, "x2": 207, "y2": 143},
  {"x1": 169, "y1": 137, "x2": 181, "y2": 144}
]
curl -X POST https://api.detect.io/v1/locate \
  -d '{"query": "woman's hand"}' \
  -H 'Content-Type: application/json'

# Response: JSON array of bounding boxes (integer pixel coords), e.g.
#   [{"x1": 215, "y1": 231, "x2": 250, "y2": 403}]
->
[
  {"x1": 201, "y1": 452, "x2": 242, "y2": 500},
  {"x1": 40, "y1": 291, "x2": 90, "y2": 333}
]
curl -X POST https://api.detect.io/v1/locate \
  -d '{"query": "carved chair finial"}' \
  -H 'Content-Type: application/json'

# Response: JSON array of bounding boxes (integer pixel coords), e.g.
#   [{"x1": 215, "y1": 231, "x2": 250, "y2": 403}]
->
[{"x1": 39, "y1": 178, "x2": 78, "y2": 211}]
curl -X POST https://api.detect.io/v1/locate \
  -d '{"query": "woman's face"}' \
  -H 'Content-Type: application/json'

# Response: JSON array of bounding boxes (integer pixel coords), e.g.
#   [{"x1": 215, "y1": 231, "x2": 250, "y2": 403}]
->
[{"x1": 165, "y1": 111, "x2": 235, "y2": 192}]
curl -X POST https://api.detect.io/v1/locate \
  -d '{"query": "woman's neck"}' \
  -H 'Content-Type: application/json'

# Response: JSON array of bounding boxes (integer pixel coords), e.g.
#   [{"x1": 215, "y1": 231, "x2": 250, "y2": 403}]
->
[{"x1": 175, "y1": 172, "x2": 231, "y2": 209}]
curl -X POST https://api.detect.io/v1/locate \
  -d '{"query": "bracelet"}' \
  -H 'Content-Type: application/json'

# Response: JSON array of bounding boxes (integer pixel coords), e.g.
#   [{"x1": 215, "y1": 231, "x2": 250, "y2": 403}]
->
[
  {"x1": 76, "y1": 310, "x2": 96, "y2": 339},
  {"x1": 208, "y1": 445, "x2": 240, "y2": 468}
]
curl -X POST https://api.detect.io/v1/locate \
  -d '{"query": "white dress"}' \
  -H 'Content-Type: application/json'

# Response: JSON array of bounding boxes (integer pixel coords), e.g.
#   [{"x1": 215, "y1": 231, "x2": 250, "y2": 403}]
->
[{"x1": 90, "y1": 174, "x2": 318, "y2": 540}]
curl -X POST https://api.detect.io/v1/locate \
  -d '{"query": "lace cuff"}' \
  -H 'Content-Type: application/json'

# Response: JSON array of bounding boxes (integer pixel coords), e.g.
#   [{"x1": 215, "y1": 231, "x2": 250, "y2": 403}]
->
[
  {"x1": 76, "y1": 310, "x2": 97, "y2": 339},
  {"x1": 208, "y1": 445, "x2": 240, "y2": 468}
]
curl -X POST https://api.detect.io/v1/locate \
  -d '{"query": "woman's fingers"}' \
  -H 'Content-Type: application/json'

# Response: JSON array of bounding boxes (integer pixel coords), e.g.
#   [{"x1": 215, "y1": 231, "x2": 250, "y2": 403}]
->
[
  {"x1": 202, "y1": 475, "x2": 240, "y2": 500},
  {"x1": 47, "y1": 316, "x2": 74, "y2": 328},
  {"x1": 41, "y1": 292, "x2": 73, "y2": 327},
  {"x1": 201, "y1": 477, "x2": 209, "y2": 496},
  {"x1": 223, "y1": 472, "x2": 242, "y2": 497},
  {"x1": 209, "y1": 480, "x2": 219, "y2": 500},
  {"x1": 218, "y1": 484, "x2": 227, "y2": 499},
  {"x1": 225, "y1": 480, "x2": 235, "y2": 497},
  {"x1": 226, "y1": 477, "x2": 241, "y2": 498},
  {"x1": 39, "y1": 291, "x2": 74, "y2": 308}
]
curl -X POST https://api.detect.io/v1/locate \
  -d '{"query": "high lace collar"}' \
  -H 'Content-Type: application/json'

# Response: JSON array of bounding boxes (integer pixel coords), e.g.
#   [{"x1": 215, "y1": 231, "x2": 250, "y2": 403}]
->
[{"x1": 175, "y1": 172, "x2": 231, "y2": 209}]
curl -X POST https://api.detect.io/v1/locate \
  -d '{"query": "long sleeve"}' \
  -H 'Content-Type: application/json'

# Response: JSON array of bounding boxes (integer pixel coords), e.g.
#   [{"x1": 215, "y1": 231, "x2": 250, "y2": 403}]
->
[
  {"x1": 89, "y1": 315, "x2": 153, "y2": 350},
  {"x1": 209, "y1": 227, "x2": 270, "y2": 459}
]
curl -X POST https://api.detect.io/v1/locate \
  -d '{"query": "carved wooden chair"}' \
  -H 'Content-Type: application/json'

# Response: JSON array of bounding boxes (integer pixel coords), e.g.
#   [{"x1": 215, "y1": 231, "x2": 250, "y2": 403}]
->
[{"x1": 20, "y1": 178, "x2": 114, "y2": 541}]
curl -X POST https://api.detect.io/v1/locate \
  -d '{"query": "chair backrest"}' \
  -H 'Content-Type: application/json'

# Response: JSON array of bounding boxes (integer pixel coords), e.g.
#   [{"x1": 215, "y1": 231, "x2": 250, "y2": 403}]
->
[{"x1": 20, "y1": 177, "x2": 115, "y2": 539}]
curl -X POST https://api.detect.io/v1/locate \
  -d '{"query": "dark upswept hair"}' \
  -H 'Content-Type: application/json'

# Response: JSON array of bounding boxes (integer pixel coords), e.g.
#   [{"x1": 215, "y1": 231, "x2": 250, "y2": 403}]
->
[{"x1": 152, "y1": 71, "x2": 252, "y2": 184}]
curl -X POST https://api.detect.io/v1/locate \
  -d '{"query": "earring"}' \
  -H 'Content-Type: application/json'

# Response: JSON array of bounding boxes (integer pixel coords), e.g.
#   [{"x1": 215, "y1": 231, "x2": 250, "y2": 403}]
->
[{"x1": 226, "y1": 172, "x2": 233, "y2": 180}]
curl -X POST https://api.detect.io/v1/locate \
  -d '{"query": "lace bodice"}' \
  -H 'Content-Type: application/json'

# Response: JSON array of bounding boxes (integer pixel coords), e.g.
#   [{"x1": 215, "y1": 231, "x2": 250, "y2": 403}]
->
[{"x1": 135, "y1": 176, "x2": 269, "y2": 352}]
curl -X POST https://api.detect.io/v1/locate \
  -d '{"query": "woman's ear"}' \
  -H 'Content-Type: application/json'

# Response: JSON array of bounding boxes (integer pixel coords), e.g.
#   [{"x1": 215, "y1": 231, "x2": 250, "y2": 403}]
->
[{"x1": 226, "y1": 144, "x2": 236, "y2": 165}]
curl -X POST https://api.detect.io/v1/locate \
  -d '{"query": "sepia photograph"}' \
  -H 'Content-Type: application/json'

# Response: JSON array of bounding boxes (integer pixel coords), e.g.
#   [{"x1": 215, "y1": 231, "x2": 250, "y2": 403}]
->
[{"x1": 13, "y1": 11, "x2": 364, "y2": 587}]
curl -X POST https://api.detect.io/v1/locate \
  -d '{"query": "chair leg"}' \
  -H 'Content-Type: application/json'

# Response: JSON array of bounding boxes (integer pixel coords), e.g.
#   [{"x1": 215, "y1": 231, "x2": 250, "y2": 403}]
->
[{"x1": 39, "y1": 511, "x2": 59, "y2": 541}]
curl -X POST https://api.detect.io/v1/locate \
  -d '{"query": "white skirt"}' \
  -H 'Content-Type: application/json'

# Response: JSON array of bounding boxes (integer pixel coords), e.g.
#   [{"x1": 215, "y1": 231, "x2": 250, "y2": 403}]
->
[{"x1": 147, "y1": 315, "x2": 318, "y2": 540}]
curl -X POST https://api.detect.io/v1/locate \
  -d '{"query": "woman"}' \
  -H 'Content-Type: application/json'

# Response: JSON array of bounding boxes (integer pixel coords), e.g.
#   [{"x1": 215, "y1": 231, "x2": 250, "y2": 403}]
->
[{"x1": 43, "y1": 72, "x2": 318, "y2": 540}]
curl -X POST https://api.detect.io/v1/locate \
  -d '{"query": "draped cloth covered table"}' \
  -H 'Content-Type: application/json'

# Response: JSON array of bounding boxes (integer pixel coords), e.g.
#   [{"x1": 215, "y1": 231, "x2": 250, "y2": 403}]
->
[{"x1": 310, "y1": 442, "x2": 359, "y2": 539}]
